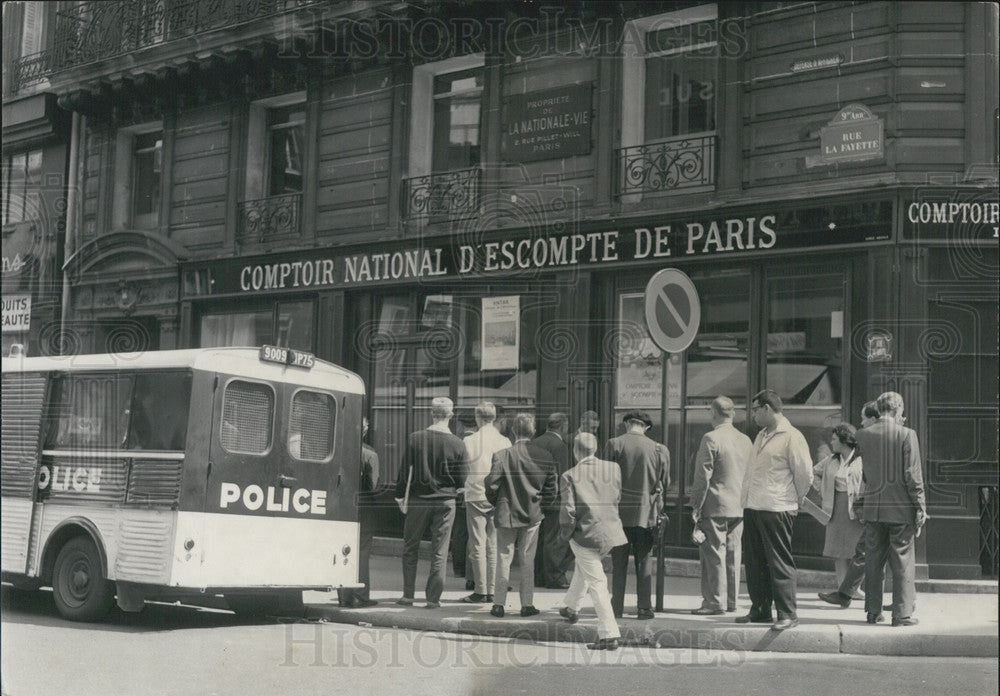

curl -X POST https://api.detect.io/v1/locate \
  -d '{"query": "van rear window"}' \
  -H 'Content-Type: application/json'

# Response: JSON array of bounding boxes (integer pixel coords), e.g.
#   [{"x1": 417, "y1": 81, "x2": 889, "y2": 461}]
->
[
  {"x1": 221, "y1": 380, "x2": 274, "y2": 454},
  {"x1": 289, "y1": 390, "x2": 336, "y2": 461}
]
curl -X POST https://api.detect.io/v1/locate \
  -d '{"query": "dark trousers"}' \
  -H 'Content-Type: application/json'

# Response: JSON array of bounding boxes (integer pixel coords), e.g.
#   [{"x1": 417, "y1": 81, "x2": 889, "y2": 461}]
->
[
  {"x1": 864, "y1": 521, "x2": 916, "y2": 619},
  {"x1": 339, "y1": 503, "x2": 375, "y2": 604},
  {"x1": 534, "y1": 509, "x2": 574, "y2": 586},
  {"x1": 610, "y1": 526, "x2": 655, "y2": 615},
  {"x1": 742, "y1": 509, "x2": 798, "y2": 620},
  {"x1": 402, "y1": 497, "x2": 456, "y2": 604},
  {"x1": 837, "y1": 531, "x2": 867, "y2": 599},
  {"x1": 450, "y1": 500, "x2": 468, "y2": 577}
]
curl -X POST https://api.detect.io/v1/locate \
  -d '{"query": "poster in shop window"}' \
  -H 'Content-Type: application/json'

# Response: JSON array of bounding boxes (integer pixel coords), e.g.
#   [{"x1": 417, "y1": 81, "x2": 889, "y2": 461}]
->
[{"x1": 481, "y1": 296, "x2": 519, "y2": 371}]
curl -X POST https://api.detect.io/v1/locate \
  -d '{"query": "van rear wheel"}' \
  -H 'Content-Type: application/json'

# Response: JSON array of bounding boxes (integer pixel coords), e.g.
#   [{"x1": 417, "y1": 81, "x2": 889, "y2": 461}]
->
[{"x1": 52, "y1": 537, "x2": 114, "y2": 622}]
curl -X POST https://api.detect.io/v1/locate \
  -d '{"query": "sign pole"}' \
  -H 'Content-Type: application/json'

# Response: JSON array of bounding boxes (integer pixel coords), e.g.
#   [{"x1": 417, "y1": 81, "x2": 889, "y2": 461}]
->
[
  {"x1": 643, "y1": 267, "x2": 700, "y2": 616},
  {"x1": 655, "y1": 351, "x2": 669, "y2": 612}
]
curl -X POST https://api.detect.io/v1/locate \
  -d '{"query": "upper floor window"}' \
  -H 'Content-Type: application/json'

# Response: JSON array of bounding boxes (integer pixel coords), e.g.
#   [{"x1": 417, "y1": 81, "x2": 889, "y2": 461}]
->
[
  {"x1": 408, "y1": 55, "x2": 485, "y2": 178},
  {"x1": 619, "y1": 5, "x2": 718, "y2": 197},
  {"x1": 132, "y1": 131, "x2": 162, "y2": 228},
  {"x1": 643, "y1": 19, "x2": 717, "y2": 139},
  {"x1": 268, "y1": 105, "x2": 304, "y2": 196},
  {"x1": 623, "y1": 5, "x2": 718, "y2": 145},
  {"x1": 112, "y1": 121, "x2": 163, "y2": 230},
  {"x1": 432, "y1": 67, "x2": 483, "y2": 173},
  {"x1": 2, "y1": 149, "x2": 42, "y2": 225}
]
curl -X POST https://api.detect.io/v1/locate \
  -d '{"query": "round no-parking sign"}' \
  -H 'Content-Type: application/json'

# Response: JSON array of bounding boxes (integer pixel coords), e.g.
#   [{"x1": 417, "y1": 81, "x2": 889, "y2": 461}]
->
[{"x1": 644, "y1": 268, "x2": 701, "y2": 354}]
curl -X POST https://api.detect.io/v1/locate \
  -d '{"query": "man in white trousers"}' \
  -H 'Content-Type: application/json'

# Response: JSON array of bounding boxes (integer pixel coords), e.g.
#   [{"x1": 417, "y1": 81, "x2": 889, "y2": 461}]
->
[{"x1": 558, "y1": 432, "x2": 628, "y2": 650}]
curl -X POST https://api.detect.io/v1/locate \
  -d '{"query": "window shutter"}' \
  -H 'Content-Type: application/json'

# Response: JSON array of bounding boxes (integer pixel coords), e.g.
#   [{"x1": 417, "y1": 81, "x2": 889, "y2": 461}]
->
[{"x1": 20, "y1": 1, "x2": 43, "y2": 55}]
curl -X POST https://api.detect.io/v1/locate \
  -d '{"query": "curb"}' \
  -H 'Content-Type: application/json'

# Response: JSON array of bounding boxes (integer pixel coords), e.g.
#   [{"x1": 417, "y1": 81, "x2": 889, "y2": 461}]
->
[
  {"x1": 304, "y1": 604, "x2": 999, "y2": 658},
  {"x1": 371, "y1": 536, "x2": 999, "y2": 594}
]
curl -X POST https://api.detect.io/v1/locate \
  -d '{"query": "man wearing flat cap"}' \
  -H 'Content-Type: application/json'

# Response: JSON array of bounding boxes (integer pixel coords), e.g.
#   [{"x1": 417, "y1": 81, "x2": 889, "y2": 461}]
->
[{"x1": 604, "y1": 410, "x2": 670, "y2": 619}]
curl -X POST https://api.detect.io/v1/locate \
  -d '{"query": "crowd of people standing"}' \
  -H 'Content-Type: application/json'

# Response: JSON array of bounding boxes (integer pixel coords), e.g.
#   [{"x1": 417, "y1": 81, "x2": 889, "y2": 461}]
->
[{"x1": 348, "y1": 388, "x2": 927, "y2": 649}]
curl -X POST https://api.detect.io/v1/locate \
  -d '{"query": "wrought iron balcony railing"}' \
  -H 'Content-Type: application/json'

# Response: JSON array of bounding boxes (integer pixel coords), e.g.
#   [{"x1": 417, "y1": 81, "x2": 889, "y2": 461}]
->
[
  {"x1": 403, "y1": 167, "x2": 481, "y2": 220},
  {"x1": 238, "y1": 193, "x2": 302, "y2": 245},
  {"x1": 617, "y1": 133, "x2": 717, "y2": 196},
  {"x1": 48, "y1": 0, "x2": 322, "y2": 73},
  {"x1": 8, "y1": 51, "x2": 51, "y2": 95}
]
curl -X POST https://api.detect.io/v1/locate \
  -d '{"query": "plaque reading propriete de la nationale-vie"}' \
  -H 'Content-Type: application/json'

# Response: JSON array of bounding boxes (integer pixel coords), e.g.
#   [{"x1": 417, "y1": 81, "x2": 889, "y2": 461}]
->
[{"x1": 503, "y1": 83, "x2": 593, "y2": 163}]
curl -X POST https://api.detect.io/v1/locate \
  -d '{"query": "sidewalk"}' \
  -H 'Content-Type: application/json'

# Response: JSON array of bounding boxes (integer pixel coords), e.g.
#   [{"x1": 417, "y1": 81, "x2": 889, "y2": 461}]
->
[{"x1": 303, "y1": 541, "x2": 999, "y2": 658}]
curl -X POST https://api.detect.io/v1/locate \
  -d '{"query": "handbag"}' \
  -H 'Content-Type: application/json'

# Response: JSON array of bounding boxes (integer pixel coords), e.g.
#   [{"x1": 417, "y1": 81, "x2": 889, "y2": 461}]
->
[{"x1": 395, "y1": 466, "x2": 413, "y2": 515}]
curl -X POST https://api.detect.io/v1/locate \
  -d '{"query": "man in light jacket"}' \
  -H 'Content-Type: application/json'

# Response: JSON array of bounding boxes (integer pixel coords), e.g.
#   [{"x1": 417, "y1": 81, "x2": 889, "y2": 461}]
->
[
  {"x1": 558, "y1": 432, "x2": 628, "y2": 651},
  {"x1": 738, "y1": 389, "x2": 813, "y2": 631},
  {"x1": 461, "y1": 402, "x2": 511, "y2": 604},
  {"x1": 688, "y1": 396, "x2": 752, "y2": 615}
]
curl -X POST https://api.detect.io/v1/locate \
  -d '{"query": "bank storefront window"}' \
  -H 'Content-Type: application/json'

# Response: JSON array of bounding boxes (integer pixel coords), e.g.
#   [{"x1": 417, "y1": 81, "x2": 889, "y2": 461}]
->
[
  {"x1": 765, "y1": 272, "x2": 844, "y2": 457},
  {"x1": 614, "y1": 270, "x2": 751, "y2": 499},
  {"x1": 370, "y1": 291, "x2": 539, "y2": 488},
  {"x1": 199, "y1": 300, "x2": 314, "y2": 352},
  {"x1": 455, "y1": 295, "x2": 539, "y2": 420}
]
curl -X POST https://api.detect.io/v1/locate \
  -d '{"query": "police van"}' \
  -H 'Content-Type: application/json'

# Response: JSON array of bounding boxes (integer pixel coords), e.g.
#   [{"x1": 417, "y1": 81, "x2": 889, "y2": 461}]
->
[{"x1": 1, "y1": 346, "x2": 364, "y2": 621}]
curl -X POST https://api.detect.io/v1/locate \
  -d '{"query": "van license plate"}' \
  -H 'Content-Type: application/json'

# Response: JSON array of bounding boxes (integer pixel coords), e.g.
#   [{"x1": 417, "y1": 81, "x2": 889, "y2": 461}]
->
[{"x1": 259, "y1": 345, "x2": 315, "y2": 369}]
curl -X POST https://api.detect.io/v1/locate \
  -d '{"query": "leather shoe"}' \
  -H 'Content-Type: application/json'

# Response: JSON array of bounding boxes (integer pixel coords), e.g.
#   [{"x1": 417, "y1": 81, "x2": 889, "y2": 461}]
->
[
  {"x1": 637, "y1": 608, "x2": 655, "y2": 620},
  {"x1": 892, "y1": 616, "x2": 919, "y2": 627},
  {"x1": 587, "y1": 638, "x2": 619, "y2": 651},
  {"x1": 726, "y1": 606, "x2": 737, "y2": 613},
  {"x1": 354, "y1": 598, "x2": 378, "y2": 608},
  {"x1": 423, "y1": 601, "x2": 440, "y2": 609},
  {"x1": 692, "y1": 607, "x2": 725, "y2": 616},
  {"x1": 559, "y1": 606, "x2": 579, "y2": 624},
  {"x1": 735, "y1": 612, "x2": 773, "y2": 624},
  {"x1": 818, "y1": 591, "x2": 851, "y2": 608},
  {"x1": 395, "y1": 597, "x2": 415, "y2": 606},
  {"x1": 490, "y1": 604, "x2": 504, "y2": 618},
  {"x1": 546, "y1": 581, "x2": 571, "y2": 590},
  {"x1": 866, "y1": 612, "x2": 885, "y2": 624},
  {"x1": 771, "y1": 617, "x2": 799, "y2": 630},
  {"x1": 520, "y1": 605, "x2": 540, "y2": 617},
  {"x1": 485, "y1": 594, "x2": 494, "y2": 603},
  {"x1": 461, "y1": 593, "x2": 489, "y2": 604}
]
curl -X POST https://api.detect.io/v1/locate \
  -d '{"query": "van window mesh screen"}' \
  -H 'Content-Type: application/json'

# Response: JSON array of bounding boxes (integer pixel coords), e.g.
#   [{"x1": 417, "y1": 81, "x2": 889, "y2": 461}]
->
[
  {"x1": 221, "y1": 381, "x2": 274, "y2": 454},
  {"x1": 289, "y1": 391, "x2": 335, "y2": 461}
]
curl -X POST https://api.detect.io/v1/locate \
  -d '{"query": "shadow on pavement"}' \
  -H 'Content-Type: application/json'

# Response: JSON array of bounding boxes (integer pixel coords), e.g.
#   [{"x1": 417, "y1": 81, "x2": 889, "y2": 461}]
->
[{"x1": 1, "y1": 585, "x2": 278, "y2": 633}]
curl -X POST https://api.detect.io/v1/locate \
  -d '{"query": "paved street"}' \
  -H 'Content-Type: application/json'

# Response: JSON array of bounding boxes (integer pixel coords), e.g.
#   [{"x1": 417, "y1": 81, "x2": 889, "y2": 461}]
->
[{"x1": 2, "y1": 586, "x2": 997, "y2": 696}]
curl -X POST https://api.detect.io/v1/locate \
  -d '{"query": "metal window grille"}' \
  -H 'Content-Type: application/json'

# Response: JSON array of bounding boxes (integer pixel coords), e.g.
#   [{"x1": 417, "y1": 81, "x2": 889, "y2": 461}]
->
[
  {"x1": 221, "y1": 381, "x2": 274, "y2": 454},
  {"x1": 980, "y1": 486, "x2": 999, "y2": 579},
  {"x1": 289, "y1": 391, "x2": 335, "y2": 461}
]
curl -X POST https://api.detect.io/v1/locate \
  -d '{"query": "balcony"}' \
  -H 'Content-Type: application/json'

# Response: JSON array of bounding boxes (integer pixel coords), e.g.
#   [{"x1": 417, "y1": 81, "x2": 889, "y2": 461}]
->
[
  {"x1": 47, "y1": 0, "x2": 324, "y2": 73},
  {"x1": 238, "y1": 193, "x2": 302, "y2": 246},
  {"x1": 402, "y1": 168, "x2": 481, "y2": 221},
  {"x1": 617, "y1": 133, "x2": 716, "y2": 197},
  {"x1": 7, "y1": 51, "x2": 51, "y2": 95}
]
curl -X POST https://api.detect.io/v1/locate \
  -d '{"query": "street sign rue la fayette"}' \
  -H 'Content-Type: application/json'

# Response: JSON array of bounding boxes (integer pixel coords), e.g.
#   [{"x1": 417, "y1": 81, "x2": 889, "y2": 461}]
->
[{"x1": 644, "y1": 268, "x2": 701, "y2": 354}]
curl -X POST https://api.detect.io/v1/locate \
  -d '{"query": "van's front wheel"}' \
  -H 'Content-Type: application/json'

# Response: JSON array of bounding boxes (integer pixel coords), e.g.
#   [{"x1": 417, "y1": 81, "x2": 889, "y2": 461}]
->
[{"x1": 52, "y1": 537, "x2": 114, "y2": 622}]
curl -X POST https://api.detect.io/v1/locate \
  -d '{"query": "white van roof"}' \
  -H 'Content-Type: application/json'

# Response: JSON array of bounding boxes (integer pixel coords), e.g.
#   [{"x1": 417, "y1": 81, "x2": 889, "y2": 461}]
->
[{"x1": 1, "y1": 347, "x2": 365, "y2": 395}]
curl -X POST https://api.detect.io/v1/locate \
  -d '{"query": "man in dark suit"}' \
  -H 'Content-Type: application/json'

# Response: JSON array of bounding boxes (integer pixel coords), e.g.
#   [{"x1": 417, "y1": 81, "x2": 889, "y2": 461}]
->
[
  {"x1": 484, "y1": 413, "x2": 558, "y2": 618},
  {"x1": 604, "y1": 410, "x2": 670, "y2": 619},
  {"x1": 856, "y1": 391, "x2": 927, "y2": 627},
  {"x1": 532, "y1": 412, "x2": 574, "y2": 588}
]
